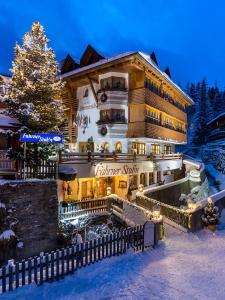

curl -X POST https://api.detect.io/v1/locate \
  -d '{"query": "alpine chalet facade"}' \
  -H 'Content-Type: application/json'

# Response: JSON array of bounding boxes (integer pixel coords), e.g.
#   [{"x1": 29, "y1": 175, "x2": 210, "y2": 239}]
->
[{"x1": 59, "y1": 45, "x2": 193, "y2": 201}]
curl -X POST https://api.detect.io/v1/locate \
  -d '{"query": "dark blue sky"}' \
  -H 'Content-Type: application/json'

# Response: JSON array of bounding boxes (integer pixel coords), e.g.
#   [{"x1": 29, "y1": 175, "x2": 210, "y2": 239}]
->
[{"x1": 0, "y1": 0, "x2": 225, "y2": 88}]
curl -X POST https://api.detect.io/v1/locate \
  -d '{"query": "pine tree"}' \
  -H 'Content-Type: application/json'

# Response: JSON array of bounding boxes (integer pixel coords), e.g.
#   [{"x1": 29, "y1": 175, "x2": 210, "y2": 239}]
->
[
  {"x1": 3, "y1": 22, "x2": 64, "y2": 165},
  {"x1": 186, "y1": 83, "x2": 197, "y2": 144}
]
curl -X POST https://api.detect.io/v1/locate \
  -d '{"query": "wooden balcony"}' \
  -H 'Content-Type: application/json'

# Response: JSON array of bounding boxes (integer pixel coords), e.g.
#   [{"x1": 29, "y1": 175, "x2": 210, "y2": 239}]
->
[
  {"x1": 0, "y1": 150, "x2": 16, "y2": 176},
  {"x1": 60, "y1": 152, "x2": 182, "y2": 164},
  {"x1": 127, "y1": 121, "x2": 186, "y2": 143},
  {"x1": 146, "y1": 123, "x2": 186, "y2": 143},
  {"x1": 129, "y1": 87, "x2": 186, "y2": 123}
]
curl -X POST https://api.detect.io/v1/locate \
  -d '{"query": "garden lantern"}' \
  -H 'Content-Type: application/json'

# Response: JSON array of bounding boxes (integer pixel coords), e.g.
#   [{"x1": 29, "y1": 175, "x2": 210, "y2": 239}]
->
[
  {"x1": 138, "y1": 184, "x2": 144, "y2": 193},
  {"x1": 152, "y1": 204, "x2": 161, "y2": 220}
]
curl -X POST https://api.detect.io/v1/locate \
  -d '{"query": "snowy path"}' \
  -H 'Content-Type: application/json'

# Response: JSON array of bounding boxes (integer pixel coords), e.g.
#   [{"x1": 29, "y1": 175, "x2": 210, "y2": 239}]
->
[{"x1": 2, "y1": 225, "x2": 225, "y2": 300}]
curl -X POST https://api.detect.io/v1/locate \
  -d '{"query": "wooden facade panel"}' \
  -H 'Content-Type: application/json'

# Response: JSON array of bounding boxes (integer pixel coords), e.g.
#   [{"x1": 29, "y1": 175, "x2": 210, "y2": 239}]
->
[
  {"x1": 129, "y1": 88, "x2": 145, "y2": 104},
  {"x1": 145, "y1": 89, "x2": 186, "y2": 123},
  {"x1": 129, "y1": 104, "x2": 145, "y2": 122},
  {"x1": 127, "y1": 122, "x2": 146, "y2": 138},
  {"x1": 146, "y1": 123, "x2": 186, "y2": 143},
  {"x1": 129, "y1": 87, "x2": 186, "y2": 123}
]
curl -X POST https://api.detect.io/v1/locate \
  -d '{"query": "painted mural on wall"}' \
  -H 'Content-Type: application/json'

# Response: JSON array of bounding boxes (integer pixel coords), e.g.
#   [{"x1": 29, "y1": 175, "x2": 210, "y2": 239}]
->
[{"x1": 74, "y1": 114, "x2": 91, "y2": 134}]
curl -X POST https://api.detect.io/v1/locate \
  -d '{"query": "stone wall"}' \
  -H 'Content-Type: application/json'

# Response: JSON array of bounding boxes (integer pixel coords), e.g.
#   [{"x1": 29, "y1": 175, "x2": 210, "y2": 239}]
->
[{"x1": 0, "y1": 180, "x2": 58, "y2": 261}]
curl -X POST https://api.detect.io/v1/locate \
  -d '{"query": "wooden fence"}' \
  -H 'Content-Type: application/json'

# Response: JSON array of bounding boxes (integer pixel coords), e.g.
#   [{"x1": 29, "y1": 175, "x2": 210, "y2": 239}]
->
[
  {"x1": 59, "y1": 198, "x2": 108, "y2": 221},
  {"x1": 0, "y1": 226, "x2": 144, "y2": 294},
  {"x1": 18, "y1": 160, "x2": 57, "y2": 179}
]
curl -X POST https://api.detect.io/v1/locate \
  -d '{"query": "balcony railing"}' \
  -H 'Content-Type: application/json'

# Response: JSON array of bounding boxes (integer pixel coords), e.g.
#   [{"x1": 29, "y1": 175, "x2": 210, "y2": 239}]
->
[
  {"x1": 0, "y1": 150, "x2": 16, "y2": 174},
  {"x1": 60, "y1": 152, "x2": 182, "y2": 164},
  {"x1": 145, "y1": 117, "x2": 186, "y2": 134}
]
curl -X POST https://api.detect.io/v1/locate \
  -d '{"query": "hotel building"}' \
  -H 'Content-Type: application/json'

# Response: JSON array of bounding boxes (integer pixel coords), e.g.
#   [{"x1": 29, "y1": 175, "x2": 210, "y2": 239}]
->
[{"x1": 58, "y1": 45, "x2": 193, "y2": 201}]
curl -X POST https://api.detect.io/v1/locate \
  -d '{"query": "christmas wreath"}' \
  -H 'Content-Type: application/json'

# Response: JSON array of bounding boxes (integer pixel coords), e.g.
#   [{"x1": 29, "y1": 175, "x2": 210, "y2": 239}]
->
[
  {"x1": 100, "y1": 126, "x2": 107, "y2": 136},
  {"x1": 100, "y1": 92, "x2": 107, "y2": 103}
]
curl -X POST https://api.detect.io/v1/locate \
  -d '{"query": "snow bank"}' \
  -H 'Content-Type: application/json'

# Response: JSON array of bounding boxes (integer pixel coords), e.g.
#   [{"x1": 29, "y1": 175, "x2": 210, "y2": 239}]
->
[{"x1": 0, "y1": 229, "x2": 15, "y2": 240}]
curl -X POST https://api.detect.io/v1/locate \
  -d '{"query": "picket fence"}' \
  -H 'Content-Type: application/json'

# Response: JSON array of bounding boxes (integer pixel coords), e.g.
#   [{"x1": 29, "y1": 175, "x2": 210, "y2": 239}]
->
[{"x1": 0, "y1": 226, "x2": 144, "y2": 294}]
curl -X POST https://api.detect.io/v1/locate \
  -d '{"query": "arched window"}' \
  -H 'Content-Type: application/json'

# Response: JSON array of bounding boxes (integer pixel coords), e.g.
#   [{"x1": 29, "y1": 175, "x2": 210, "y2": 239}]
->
[
  {"x1": 115, "y1": 142, "x2": 122, "y2": 153},
  {"x1": 140, "y1": 173, "x2": 146, "y2": 186},
  {"x1": 103, "y1": 142, "x2": 110, "y2": 152}
]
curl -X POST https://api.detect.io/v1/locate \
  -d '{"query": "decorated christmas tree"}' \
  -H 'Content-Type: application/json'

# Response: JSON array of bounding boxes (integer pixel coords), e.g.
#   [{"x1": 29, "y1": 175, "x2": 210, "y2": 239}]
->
[{"x1": 2, "y1": 22, "x2": 64, "y2": 166}]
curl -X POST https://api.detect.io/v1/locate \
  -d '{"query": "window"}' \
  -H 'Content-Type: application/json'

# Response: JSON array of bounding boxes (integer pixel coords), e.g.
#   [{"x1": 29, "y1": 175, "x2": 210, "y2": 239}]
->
[
  {"x1": 140, "y1": 173, "x2": 146, "y2": 186},
  {"x1": 100, "y1": 77, "x2": 125, "y2": 91},
  {"x1": 115, "y1": 142, "x2": 122, "y2": 153},
  {"x1": 149, "y1": 172, "x2": 154, "y2": 185},
  {"x1": 99, "y1": 109, "x2": 126, "y2": 123},
  {"x1": 131, "y1": 142, "x2": 146, "y2": 154},
  {"x1": 163, "y1": 116, "x2": 174, "y2": 129},
  {"x1": 157, "y1": 171, "x2": 161, "y2": 183},
  {"x1": 112, "y1": 77, "x2": 125, "y2": 90},
  {"x1": 164, "y1": 145, "x2": 172, "y2": 154},
  {"x1": 129, "y1": 175, "x2": 138, "y2": 190},
  {"x1": 151, "y1": 144, "x2": 160, "y2": 155},
  {"x1": 145, "y1": 108, "x2": 160, "y2": 125},
  {"x1": 103, "y1": 142, "x2": 110, "y2": 152},
  {"x1": 101, "y1": 78, "x2": 111, "y2": 90}
]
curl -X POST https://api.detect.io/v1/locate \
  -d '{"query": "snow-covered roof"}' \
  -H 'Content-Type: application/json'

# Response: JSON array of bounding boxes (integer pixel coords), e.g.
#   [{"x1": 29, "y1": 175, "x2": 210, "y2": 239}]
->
[
  {"x1": 207, "y1": 112, "x2": 225, "y2": 126},
  {"x1": 0, "y1": 114, "x2": 21, "y2": 128},
  {"x1": 60, "y1": 51, "x2": 193, "y2": 105}
]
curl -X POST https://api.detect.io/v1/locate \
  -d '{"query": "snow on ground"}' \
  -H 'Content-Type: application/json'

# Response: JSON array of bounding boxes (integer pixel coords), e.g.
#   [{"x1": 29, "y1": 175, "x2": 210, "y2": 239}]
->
[
  {"x1": 205, "y1": 163, "x2": 225, "y2": 194},
  {"x1": 2, "y1": 224, "x2": 225, "y2": 300}
]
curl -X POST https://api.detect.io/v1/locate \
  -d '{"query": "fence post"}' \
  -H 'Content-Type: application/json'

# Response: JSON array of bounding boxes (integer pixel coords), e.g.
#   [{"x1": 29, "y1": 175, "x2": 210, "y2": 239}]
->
[
  {"x1": 8, "y1": 265, "x2": 14, "y2": 292},
  {"x1": 2, "y1": 266, "x2": 6, "y2": 293},
  {"x1": 15, "y1": 262, "x2": 20, "y2": 288},
  {"x1": 22, "y1": 260, "x2": 26, "y2": 286}
]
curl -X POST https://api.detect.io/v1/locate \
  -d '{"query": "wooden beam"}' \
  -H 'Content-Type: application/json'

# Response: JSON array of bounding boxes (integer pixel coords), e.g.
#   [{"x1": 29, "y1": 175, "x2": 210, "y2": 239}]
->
[{"x1": 87, "y1": 76, "x2": 98, "y2": 107}]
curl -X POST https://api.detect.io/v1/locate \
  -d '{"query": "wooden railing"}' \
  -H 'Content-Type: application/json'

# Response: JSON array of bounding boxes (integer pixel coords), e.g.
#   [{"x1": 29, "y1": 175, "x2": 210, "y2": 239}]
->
[
  {"x1": 60, "y1": 152, "x2": 182, "y2": 164},
  {"x1": 0, "y1": 150, "x2": 16, "y2": 174},
  {"x1": 18, "y1": 160, "x2": 57, "y2": 179},
  {"x1": 59, "y1": 198, "x2": 108, "y2": 220}
]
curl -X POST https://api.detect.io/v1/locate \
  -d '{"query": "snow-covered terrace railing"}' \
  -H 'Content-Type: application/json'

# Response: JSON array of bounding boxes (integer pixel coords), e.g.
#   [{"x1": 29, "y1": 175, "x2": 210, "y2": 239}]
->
[
  {"x1": 0, "y1": 225, "x2": 145, "y2": 294},
  {"x1": 0, "y1": 150, "x2": 16, "y2": 174},
  {"x1": 59, "y1": 198, "x2": 108, "y2": 221},
  {"x1": 60, "y1": 152, "x2": 182, "y2": 164}
]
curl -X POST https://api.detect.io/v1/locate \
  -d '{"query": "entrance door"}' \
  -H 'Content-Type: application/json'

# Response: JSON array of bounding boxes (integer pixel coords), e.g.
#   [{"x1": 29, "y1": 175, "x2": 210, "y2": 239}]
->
[{"x1": 81, "y1": 180, "x2": 93, "y2": 200}]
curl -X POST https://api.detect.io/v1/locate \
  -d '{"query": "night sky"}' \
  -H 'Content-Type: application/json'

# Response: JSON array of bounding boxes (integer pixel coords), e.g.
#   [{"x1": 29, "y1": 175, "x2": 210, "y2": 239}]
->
[{"x1": 0, "y1": 0, "x2": 225, "y2": 88}]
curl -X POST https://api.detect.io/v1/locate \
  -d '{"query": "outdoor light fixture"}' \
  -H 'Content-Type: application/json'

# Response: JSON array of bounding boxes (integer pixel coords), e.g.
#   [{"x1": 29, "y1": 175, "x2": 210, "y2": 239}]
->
[
  {"x1": 106, "y1": 186, "x2": 112, "y2": 196},
  {"x1": 138, "y1": 184, "x2": 144, "y2": 193},
  {"x1": 67, "y1": 182, "x2": 72, "y2": 196},
  {"x1": 152, "y1": 204, "x2": 161, "y2": 220},
  {"x1": 187, "y1": 199, "x2": 196, "y2": 211}
]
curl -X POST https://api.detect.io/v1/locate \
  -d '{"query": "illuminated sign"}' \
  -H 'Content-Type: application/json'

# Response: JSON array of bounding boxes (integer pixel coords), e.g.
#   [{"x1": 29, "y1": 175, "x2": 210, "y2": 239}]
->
[
  {"x1": 95, "y1": 162, "x2": 154, "y2": 178},
  {"x1": 20, "y1": 133, "x2": 63, "y2": 143}
]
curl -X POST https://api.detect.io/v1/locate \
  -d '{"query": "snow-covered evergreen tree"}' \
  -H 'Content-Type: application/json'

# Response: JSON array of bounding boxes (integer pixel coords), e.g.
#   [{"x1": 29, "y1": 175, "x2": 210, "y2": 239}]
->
[{"x1": 2, "y1": 22, "x2": 64, "y2": 165}]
